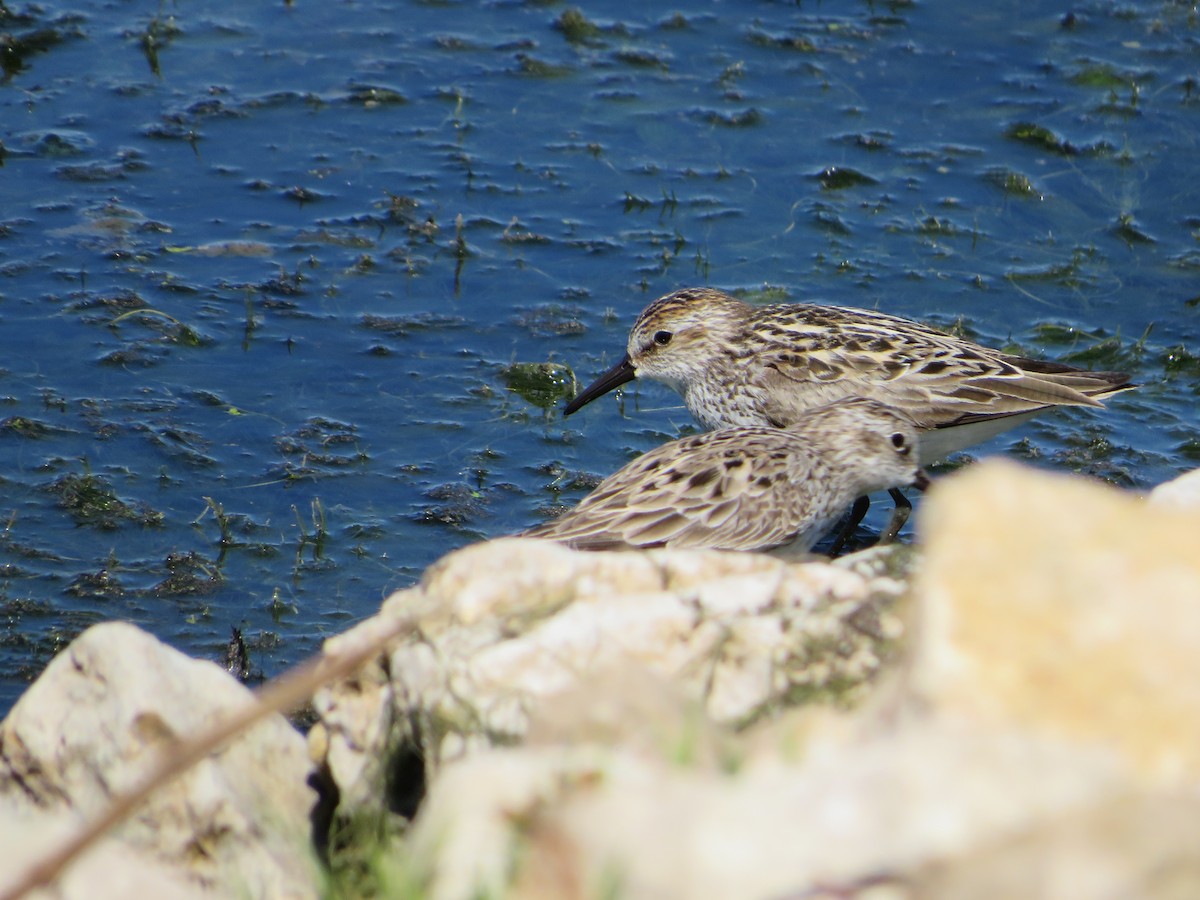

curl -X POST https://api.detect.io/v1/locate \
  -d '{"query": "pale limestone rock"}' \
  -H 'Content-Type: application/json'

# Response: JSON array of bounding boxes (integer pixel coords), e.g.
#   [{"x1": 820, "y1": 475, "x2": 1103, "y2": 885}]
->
[
  {"x1": 0, "y1": 807, "x2": 210, "y2": 900},
  {"x1": 309, "y1": 538, "x2": 911, "y2": 810},
  {"x1": 911, "y1": 459, "x2": 1200, "y2": 781},
  {"x1": 305, "y1": 640, "x2": 396, "y2": 814},
  {"x1": 912, "y1": 791, "x2": 1200, "y2": 899},
  {"x1": 0, "y1": 621, "x2": 321, "y2": 899},
  {"x1": 524, "y1": 665, "x2": 729, "y2": 766},
  {"x1": 1148, "y1": 466, "x2": 1200, "y2": 511},
  {"x1": 404, "y1": 461, "x2": 1200, "y2": 900},
  {"x1": 408, "y1": 716, "x2": 1128, "y2": 900}
]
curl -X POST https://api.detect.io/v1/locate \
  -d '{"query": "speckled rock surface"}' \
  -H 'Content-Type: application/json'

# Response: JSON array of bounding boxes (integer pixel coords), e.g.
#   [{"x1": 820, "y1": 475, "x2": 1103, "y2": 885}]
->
[
  {"x1": 0, "y1": 621, "x2": 321, "y2": 899},
  {"x1": 400, "y1": 461, "x2": 1200, "y2": 900},
  {"x1": 1148, "y1": 466, "x2": 1200, "y2": 512},
  {"x1": 309, "y1": 538, "x2": 913, "y2": 811}
]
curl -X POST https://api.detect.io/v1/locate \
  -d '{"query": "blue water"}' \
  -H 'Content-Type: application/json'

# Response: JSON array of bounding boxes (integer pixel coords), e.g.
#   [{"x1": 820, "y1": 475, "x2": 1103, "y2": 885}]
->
[{"x1": 1, "y1": 0, "x2": 1197, "y2": 713}]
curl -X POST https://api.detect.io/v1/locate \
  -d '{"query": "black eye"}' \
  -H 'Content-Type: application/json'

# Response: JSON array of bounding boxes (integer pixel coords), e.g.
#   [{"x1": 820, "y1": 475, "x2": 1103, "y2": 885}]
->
[
  {"x1": 653, "y1": 330, "x2": 673, "y2": 346},
  {"x1": 891, "y1": 432, "x2": 909, "y2": 453}
]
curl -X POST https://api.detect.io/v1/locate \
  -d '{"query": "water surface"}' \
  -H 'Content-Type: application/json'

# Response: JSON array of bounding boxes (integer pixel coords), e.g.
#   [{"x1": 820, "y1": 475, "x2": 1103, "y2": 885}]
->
[{"x1": 1, "y1": 0, "x2": 1197, "y2": 712}]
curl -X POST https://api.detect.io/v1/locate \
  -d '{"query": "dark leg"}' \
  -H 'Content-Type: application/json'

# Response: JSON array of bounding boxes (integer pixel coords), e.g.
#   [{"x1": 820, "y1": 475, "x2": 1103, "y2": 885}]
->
[
  {"x1": 827, "y1": 495, "x2": 870, "y2": 557},
  {"x1": 876, "y1": 488, "x2": 912, "y2": 546}
]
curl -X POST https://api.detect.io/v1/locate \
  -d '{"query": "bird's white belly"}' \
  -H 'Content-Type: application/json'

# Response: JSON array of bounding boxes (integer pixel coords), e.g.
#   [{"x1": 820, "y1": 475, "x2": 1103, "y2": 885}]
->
[{"x1": 918, "y1": 409, "x2": 1045, "y2": 464}]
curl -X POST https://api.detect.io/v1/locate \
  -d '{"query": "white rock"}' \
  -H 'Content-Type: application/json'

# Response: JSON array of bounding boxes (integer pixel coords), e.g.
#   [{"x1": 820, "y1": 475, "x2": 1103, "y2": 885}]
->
[
  {"x1": 310, "y1": 539, "x2": 911, "y2": 812},
  {"x1": 912, "y1": 459, "x2": 1200, "y2": 781},
  {"x1": 0, "y1": 621, "x2": 321, "y2": 899},
  {"x1": 1148, "y1": 467, "x2": 1200, "y2": 511},
  {"x1": 403, "y1": 461, "x2": 1200, "y2": 900},
  {"x1": 0, "y1": 807, "x2": 210, "y2": 900},
  {"x1": 408, "y1": 715, "x2": 1129, "y2": 900}
]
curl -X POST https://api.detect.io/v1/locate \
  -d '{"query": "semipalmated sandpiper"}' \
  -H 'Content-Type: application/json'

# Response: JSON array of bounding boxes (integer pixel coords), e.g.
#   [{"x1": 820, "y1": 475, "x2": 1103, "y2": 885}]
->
[
  {"x1": 523, "y1": 398, "x2": 928, "y2": 555},
  {"x1": 563, "y1": 287, "x2": 1133, "y2": 547},
  {"x1": 565, "y1": 288, "x2": 1132, "y2": 461}
]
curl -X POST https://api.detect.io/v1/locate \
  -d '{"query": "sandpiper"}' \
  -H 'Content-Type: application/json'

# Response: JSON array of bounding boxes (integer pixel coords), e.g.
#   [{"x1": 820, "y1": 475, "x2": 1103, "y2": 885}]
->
[
  {"x1": 563, "y1": 287, "x2": 1133, "y2": 546},
  {"x1": 523, "y1": 399, "x2": 928, "y2": 555},
  {"x1": 565, "y1": 287, "x2": 1132, "y2": 458}
]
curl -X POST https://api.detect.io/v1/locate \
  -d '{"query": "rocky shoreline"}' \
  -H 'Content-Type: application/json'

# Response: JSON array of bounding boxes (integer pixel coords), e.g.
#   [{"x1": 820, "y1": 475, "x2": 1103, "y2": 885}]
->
[{"x1": 3, "y1": 459, "x2": 1200, "y2": 899}]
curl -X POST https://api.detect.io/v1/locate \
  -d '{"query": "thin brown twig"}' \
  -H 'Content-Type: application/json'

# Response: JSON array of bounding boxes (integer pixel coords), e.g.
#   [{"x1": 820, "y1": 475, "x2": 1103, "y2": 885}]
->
[{"x1": 1, "y1": 614, "x2": 415, "y2": 900}]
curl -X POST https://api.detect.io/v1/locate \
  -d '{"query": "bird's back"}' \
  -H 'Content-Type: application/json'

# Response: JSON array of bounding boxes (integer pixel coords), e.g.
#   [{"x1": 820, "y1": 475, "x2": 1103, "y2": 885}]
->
[{"x1": 739, "y1": 303, "x2": 1133, "y2": 439}]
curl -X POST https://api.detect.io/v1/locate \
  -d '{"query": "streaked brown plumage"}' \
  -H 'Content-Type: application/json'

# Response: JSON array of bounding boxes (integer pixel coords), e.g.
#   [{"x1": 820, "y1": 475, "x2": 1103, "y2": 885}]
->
[
  {"x1": 523, "y1": 399, "x2": 928, "y2": 554},
  {"x1": 564, "y1": 287, "x2": 1133, "y2": 465}
]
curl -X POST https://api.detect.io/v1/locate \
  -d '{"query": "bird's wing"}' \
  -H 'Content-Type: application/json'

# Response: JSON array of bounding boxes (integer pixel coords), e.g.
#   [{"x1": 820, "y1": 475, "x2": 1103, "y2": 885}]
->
[
  {"x1": 754, "y1": 312, "x2": 1123, "y2": 429},
  {"x1": 524, "y1": 430, "x2": 808, "y2": 552}
]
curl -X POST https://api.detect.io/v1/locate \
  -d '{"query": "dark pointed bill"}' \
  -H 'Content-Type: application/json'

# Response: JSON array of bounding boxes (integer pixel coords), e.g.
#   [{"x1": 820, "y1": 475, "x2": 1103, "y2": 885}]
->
[
  {"x1": 563, "y1": 354, "x2": 637, "y2": 416},
  {"x1": 912, "y1": 469, "x2": 932, "y2": 492}
]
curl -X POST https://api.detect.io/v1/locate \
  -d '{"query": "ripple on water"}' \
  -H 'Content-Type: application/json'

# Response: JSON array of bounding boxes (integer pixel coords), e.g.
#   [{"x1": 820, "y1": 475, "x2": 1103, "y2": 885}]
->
[{"x1": 0, "y1": 0, "x2": 1197, "y2": 714}]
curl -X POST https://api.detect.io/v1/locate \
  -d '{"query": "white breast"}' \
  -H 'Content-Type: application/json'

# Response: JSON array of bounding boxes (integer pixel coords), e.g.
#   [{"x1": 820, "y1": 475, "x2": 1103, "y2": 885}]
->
[{"x1": 918, "y1": 409, "x2": 1045, "y2": 464}]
